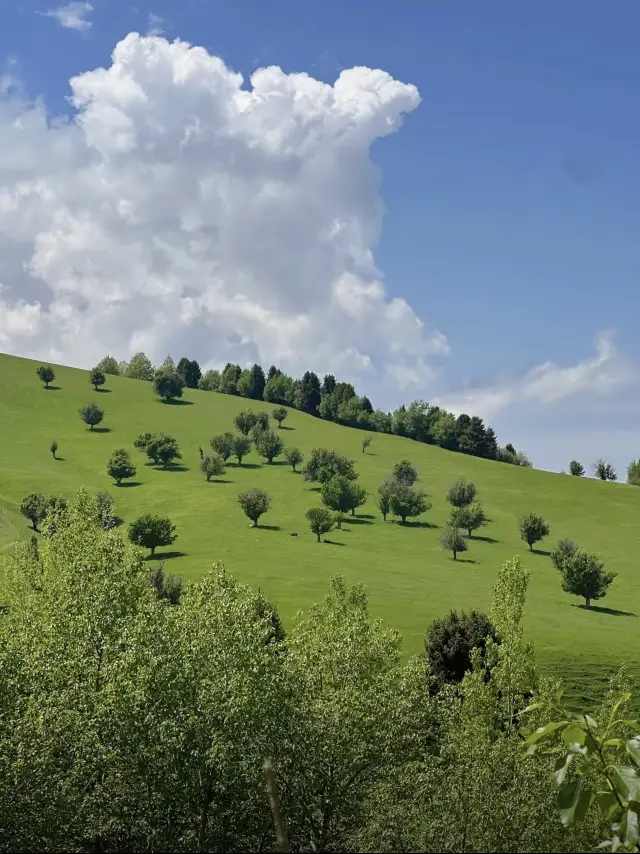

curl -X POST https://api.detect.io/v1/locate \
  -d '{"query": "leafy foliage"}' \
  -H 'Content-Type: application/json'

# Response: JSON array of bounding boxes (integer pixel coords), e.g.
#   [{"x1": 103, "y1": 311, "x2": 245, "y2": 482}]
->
[
  {"x1": 128, "y1": 513, "x2": 177, "y2": 555},
  {"x1": 78, "y1": 402, "x2": 104, "y2": 430},
  {"x1": 449, "y1": 501, "x2": 487, "y2": 537},
  {"x1": 426, "y1": 609, "x2": 499, "y2": 689},
  {"x1": 447, "y1": 477, "x2": 477, "y2": 507},
  {"x1": 231, "y1": 434, "x2": 252, "y2": 465},
  {"x1": 627, "y1": 458, "x2": 640, "y2": 486},
  {"x1": 392, "y1": 459, "x2": 418, "y2": 486},
  {"x1": 234, "y1": 410, "x2": 258, "y2": 435},
  {"x1": 200, "y1": 453, "x2": 226, "y2": 481},
  {"x1": 560, "y1": 549, "x2": 616, "y2": 607},
  {"x1": 89, "y1": 367, "x2": 106, "y2": 390},
  {"x1": 284, "y1": 446, "x2": 304, "y2": 472},
  {"x1": 153, "y1": 368, "x2": 183, "y2": 401},
  {"x1": 361, "y1": 434, "x2": 372, "y2": 453},
  {"x1": 595, "y1": 458, "x2": 617, "y2": 481},
  {"x1": 305, "y1": 506, "x2": 334, "y2": 542},
  {"x1": 50, "y1": 440, "x2": 58, "y2": 459},
  {"x1": 550, "y1": 537, "x2": 579, "y2": 572},
  {"x1": 210, "y1": 431, "x2": 235, "y2": 461},
  {"x1": 176, "y1": 357, "x2": 201, "y2": 389},
  {"x1": 321, "y1": 475, "x2": 357, "y2": 528},
  {"x1": 519, "y1": 513, "x2": 550, "y2": 551},
  {"x1": 238, "y1": 488, "x2": 272, "y2": 527},
  {"x1": 272, "y1": 406, "x2": 288, "y2": 427},
  {"x1": 254, "y1": 430, "x2": 284, "y2": 464},
  {"x1": 389, "y1": 482, "x2": 430, "y2": 525},
  {"x1": 439, "y1": 524, "x2": 467, "y2": 559},
  {"x1": 302, "y1": 447, "x2": 357, "y2": 484},
  {"x1": 36, "y1": 365, "x2": 55, "y2": 388},
  {"x1": 20, "y1": 492, "x2": 46, "y2": 530},
  {"x1": 107, "y1": 448, "x2": 137, "y2": 485},
  {"x1": 95, "y1": 354, "x2": 120, "y2": 375},
  {"x1": 145, "y1": 434, "x2": 181, "y2": 468},
  {"x1": 569, "y1": 460, "x2": 585, "y2": 477},
  {"x1": 124, "y1": 352, "x2": 154, "y2": 381},
  {"x1": 148, "y1": 561, "x2": 183, "y2": 605}
]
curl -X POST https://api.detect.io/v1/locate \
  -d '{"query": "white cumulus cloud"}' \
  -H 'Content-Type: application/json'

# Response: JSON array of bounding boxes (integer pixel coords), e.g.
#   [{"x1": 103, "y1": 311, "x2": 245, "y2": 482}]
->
[
  {"x1": 0, "y1": 33, "x2": 448, "y2": 398},
  {"x1": 43, "y1": 2, "x2": 94, "y2": 31}
]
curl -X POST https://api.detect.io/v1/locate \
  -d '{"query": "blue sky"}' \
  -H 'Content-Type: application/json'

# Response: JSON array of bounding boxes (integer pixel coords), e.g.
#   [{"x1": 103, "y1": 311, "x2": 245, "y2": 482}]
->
[{"x1": 1, "y1": 1, "x2": 640, "y2": 473}]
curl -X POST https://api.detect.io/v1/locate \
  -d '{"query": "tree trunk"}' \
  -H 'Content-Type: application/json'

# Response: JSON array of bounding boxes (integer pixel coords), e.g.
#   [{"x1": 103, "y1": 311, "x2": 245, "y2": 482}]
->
[
  {"x1": 150, "y1": 545, "x2": 156, "y2": 556},
  {"x1": 351, "y1": 508, "x2": 355, "y2": 516},
  {"x1": 336, "y1": 518, "x2": 342, "y2": 529},
  {"x1": 90, "y1": 423, "x2": 94, "y2": 430},
  {"x1": 253, "y1": 519, "x2": 258, "y2": 527},
  {"x1": 382, "y1": 512, "x2": 387, "y2": 521},
  {"x1": 117, "y1": 478, "x2": 121, "y2": 485},
  {"x1": 529, "y1": 542, "x2": 533, "y2": 551},
  {"x1": 401, "y1": 517, "x2": 406, "y2": 525},
  {"x1": 585, "y1": 597, "x2": 591, "y2": 608},
  {"x1": 31, "y1": 518, "x2": 37, "y2": 530},
  {"x1": 453, "y1": 550, "x2": 457, "y2": 560},
  {"x1": 316, "y1": 532, "x2": 321, "y2": 542},
  {"x1": 467, "y1": 528, "x2": 472, "y2": 537}
]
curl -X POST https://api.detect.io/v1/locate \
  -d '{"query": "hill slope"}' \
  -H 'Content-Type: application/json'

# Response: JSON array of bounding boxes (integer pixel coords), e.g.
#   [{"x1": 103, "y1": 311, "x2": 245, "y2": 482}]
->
[{"x1": 1, "y1": 352, "x2": 639, "y2": 704}]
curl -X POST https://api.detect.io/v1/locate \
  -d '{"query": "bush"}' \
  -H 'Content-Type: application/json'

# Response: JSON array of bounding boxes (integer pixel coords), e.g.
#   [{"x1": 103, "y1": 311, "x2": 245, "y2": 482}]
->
[
  {"x1": 272, "y1": 406, "x2": 288, "y2": 428},
  {"x1": 321, "y1": 476, "x2": 356, "y2": 529},
  {"x1": 439, "y1": 524, "x2": 468, "y2": 560},
  {"x1": 234, "y1": 410, "x2": 257, "y2": 435},
  {"x1": 446, "y1": 477, "x2": 477, "y2": 507},
  {"x1": 107, "y1": 449, "x2": 137, "y2": 485},
  {"x1": 210, "y1": 432, "x2": 235, "y2": 461},
  {"x1": 50, "y1": 440, "x2": 58, "y2": 459},
  {"x1": 389, "y1": 483, "x2": 431, "y2": 525},
  {"x1": 285, "y1": 446, "x2": 304, "y2": 472},
  {"x1": 20, "y1": 493, "x2": 46, "y2": 531},
  {"x1": 128, "y1": 514, "x2": 177, "y2": 556},
  {"x1": 201, "y1": 453, "x2": 226, "y2": 482},
  {"x1": 306, "y1": 507, "x2": 334, "y2": 542},
  {"x1": 594, "y1": 459, "x2": 617, "y2": 481},
  {"x1": 627, "y1": 459, "x2": 640, "y2": 486},
  {"x1": 134, "y1": 432, "x2": 154, "y2": 453},
  {"x1": 95, "y1": 355, "x2": 120, "y2": 375},
  {"x1": 89, "y1": 368, "x2": 106, "y2": 390},
  {"x1": 426, "y1": 609, "x2": 499, "y2": 689},
  {"x1": 550, "y1": 537, "x2": 579, "y2": 572},
  {"x1": 146, "y1": 435, "x2": 181, "y2": 468},
  {"x1": 36, "y1": 365, "x2": 55, "y2": 388},
  {"x1": 238, "y1": 488, "x2": 271, "y2": 527},
  {"x1": 392, "y1": 459, "x2": 418, "y2": 486},
  {"x1": 302, "y1": 448, "x2": 357, "y2": 484},
  {"x1": 232, "y1": 435, "x2": 252, "y2": 465},
  {"x1": 95, "y1": 490, "x2": 116, "y2": 530},
  {"x1": 569, "y1": 460, "x2": 585, "y2": 477},
  {"x1": 153, "y1": 369, "x2": 183, "y2": 401},
  {"x1": 449, "y1": 502, "x2": 487, "y2": 537},
  {"x1": 148, "y1": 562, "x2": 183, "y2": 605},
  {"x1": 561, "y1": 550, "x2": 616, "y2": 608},
  {"x1": 78, "y1": 402, "x2": 104, "y2": 430},
  {"x1": 518, "y1": 513, "x2": 550, "y2": 551},
  {"x1": 255, "y1": 430, "x2": 284, "y2": 464}
]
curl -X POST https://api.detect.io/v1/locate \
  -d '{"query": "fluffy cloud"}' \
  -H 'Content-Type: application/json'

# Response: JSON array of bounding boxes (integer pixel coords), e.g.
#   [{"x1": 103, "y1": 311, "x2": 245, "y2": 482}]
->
[
  {"x1": 0, "y1": 33, "x2": 447, "y2": 399},
  {"x1": 43, "y1": 2, "x2": 94, "y2": 31}
]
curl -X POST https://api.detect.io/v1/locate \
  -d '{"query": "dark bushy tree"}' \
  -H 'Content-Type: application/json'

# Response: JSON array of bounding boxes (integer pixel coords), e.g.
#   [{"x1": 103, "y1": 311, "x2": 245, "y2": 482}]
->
[
  {"x1": 439, "y1": 524, "x2": 467, "y2": 560},
  {"x1": 272, "y1": 406, "x2": 288, "y2": 428},
  {"x1": 306, "y1": 506, "x2": 334, "y2": 542},
  {"x1": 36, "y1": 365, "x2": 55, "y2": 388},
  {"x1": 201, "y1": 453, "x2": 226, "y2": 482},
  {"x1": 561, "y1": 550, "x2": 616, "y2": 608},
  {"x1": 238, "y1": 488, "x2": 271, "y2": 527},
  {"x1": 89, "y1": 368, "x2": 106, "y2": 391},
  {"x1": 176, "y1": 357, "x2": 201, "y2": 389},
  {"x1": 128, "y1": 514, "x2": 177, "y2": 556},
  {"x1": 210, "y1": 432, "x2": 235, "y2": 461},
  {"x1": 392, "y1": 459, "x2": 418, "y2": 486},
  {"x1": 153, "y1": 369, "x2": 183, "y2": 402},
  {"x1": 519, "y1": 513, "x2": 550, "y2": 552},
  {"x1": 107, "y1": 449, "x2": 137, "y2": 485},
  {"x1": 447, "y1": 478, "x2": 477, "y2": 508},
  {"x1": 594, "y1": 459, "x2": 617, "y2": 481},
  {"x1": 253, "y1": 592, "x2": 286, "y2": 645},
  {"x1": 237, "y1": 368, "x2": 254, "y2": 398},
  {"x1": 263, "y1": 372, "x2": 294, "y2": 404},
  {"x1": 20, "y1": 493, "x2": 46, "y2": 530},
  {"x1": 146, "y1": 435, "x2": 182, "y2": 468},
  {"x1": 250, "y1": 363, "x2": 266, "y2": 400},
  {"x1": 285, "y1": 446, "x2": 304, "y2": 472},
  {"x1": 50, "y1": 440, "x2": 58, "y2": 459},
  {"x1": 234, "y1": 410, "x2": 257, "y2": 436},
  {"x1": 569, "y1": 460, "x2": 585, "y2": 477},
  {"x1": 321, "y1": 476, "x2": 355, "y2": 529},
  {"x1": 294, "y1": 371, "x2": 321, "y2": 415},
  {"x1": 218, "y1": 363, "x2": 241, "y2": 395},
  {"x1": 255, "y1": 430, "x2": 284, "y2": 464},
  {"x1": 148, "y1": 562, "x2": 183, "y2": 605},
  {"x1": 426, "y1": 609, "x2": 499, "y2": 689},
  {"x1": 303, "y1": 448, "x2": 357, "y2": 484},
  {"x1": 78, "y1": 402, "x2": 104, "y2": 430},
  {"x1": 550, "y1": 537, "x2": 579, "y2": 572},
  {"x1": 389, "y1": 483, "x2": 430, "y2": 525}
]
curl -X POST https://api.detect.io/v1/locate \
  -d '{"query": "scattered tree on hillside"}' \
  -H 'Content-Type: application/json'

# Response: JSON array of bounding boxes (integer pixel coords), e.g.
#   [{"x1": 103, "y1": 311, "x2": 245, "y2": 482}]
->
[
  {"x1": 439, "y1": 524, "x2": 468, "y2": 560},
  {"x1": 302, "y1": 448, "x2": 357, "y2": 484},
  {"x1": 446, "y1": 477, "x2": 477, "y2": 508},
  {"x1": 50, "y1": 440, "x2": 58, "y2": 459},
  {"x1": 128, "y1": 514, "x2": 177, "y2": 556},
  {"x1": 377, "y1": 480, "x2": 394, "y2": 521},
  {"x1": 569, "y1": 460, "x2": 585, "y2": 477},
  {"x1": 232, "y1": 435, "x2": 252, "y2": 465},
  {"x1": 176, "y1": 357, "x2": 201, "y2": 389},
  {"x1": 627, "y1": 458, "x2": 640, "y2": 486},
  {"x1": 234, "y1": 410, "x2": 258, "y2": 435},
  {"x1": 285, "y1": 446, "x2": 304, "y2": 472},
  {"x1": 125, "y1": 352, "x2": 155, "y2": 381},
  {"x1": 389, "y1": 483, "x2": 430, "y2": 525},
  {"x1": 210, "y1": 432, "x2": 235, "y2": 461},
  {"x1": 36, "y1": 365, "x2": 55, "y2": 388},
  {"x1": 89, "y1": 368, "x2": 106, "y2": 391},
  {"x1": 321, "y1": 476, "x2": 356, "y2": 529},
  {"x1": 450, "y1": 502, "x2": 487, "y2": 537},
  {"x1": 146, "y1": 435, "x2": 182, "y2": 468},
  {"x1": 148, "y1": 562, "x2": 183, "y2": 605},
  {"x1": 272, "y1": 406, "x2": 288, "y2": 428},
  {"x1": 20, "y1": 493, "x2": 46, "y2": 531},
  {"x1": 392, "y1": 459, "x2": 418, "y2": 486},
  {"x1": 218, "y1": 363, "x2": 241, "y2": 395},
  {"x1": 198, "y1": 369, "x2": 220, "y2": 391},
  {"x1": 426, "y1": 609, "x2": 499, "y2": 689},
  {"x1": 361, "y1": 435, "x2": 372, "y2": 454},
  {"x1": 42, "y1": 496, "x2": 69, "y2": 536},
  {"x1": 349, "y1": 483, "x2": 367, "y2": 516},
  {"x1": 594, "y1": 459, "x2": 617, "y2": 481},
  {"x1": 518, "y1": 513, "x2": 550, "y2": 552},
  {"x1": 78, "y1": 402, "x2": 104, "y2": 430},
  {"x1": 153, "y1": 368, "x2": 184, "y2": 402},
  {"x1": 201, "y1": 453, "x2": 226, "y2": 482},
  {"x1": 238, "y1": 488, "x2": 271, "y2": 528},
  {"x1": 255, "y1": 430, "x2": 284, "y2": 464},
  {"x1": 96, "y1": 355, "x2": 120, "y2": 375},
  {"x1": 133, "y1": 432, "x2": 154, "y2": 453},
  {"x1": 306, "y1": 507, "x2": 334, "y2": 542},
  {"x1": 550, "y1": 537, "x2": 579, "y2": 572},
  {"x1": 107, "y1": 449, "x2": 137, "y2": 485},
  {"x1": 561, "y1": 550, "x2": 616, "y2": 608}
]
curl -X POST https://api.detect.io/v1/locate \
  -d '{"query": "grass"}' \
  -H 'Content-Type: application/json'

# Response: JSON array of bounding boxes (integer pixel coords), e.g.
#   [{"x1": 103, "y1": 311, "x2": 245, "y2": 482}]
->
[{"x1": 1, "y1": 352, "x2": 639, "y2": 706}]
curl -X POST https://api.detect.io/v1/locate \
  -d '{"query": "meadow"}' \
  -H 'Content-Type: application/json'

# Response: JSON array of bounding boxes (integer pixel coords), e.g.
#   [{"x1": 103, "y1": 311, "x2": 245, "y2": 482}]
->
[{"x1": 1, "y1": 351, "x2": 639, "y2": 705}]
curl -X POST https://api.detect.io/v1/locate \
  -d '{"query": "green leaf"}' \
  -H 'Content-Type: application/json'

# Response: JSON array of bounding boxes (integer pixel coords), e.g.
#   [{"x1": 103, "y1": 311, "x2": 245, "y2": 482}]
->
[
  {"x1": 612, "y1": 765, "x2": 640, "y2": 801},
  {"x1": 597, "y1": 791, "x2": 619, "y2": 819},
  {"x1": 574, "y1": 786, "x2": 596, "y2": 824},
  {"x1": 562, "y1": 725, "x2": 586, "y2": 747},
  {"x1": 627, "y1": 737, "x2": 640, "y2": 766},
  {"x1": 525, "y1": 720, "x2": 570, "y2": 747},
  {"x1": 553, "y1": 753, "x2": 574, "y2": 786},
  {"x1": 558, "y1": 777, "x2": 582, "y2": 827},
  {"x1": 623, "y1": 808, "x2": 639, "y2": 848},
  {"x1": 520, "y1": 700, "x2": 544, "y2": 715},
  {"x1": 604, "y1": 738, "x2": 625, "y2": 749}
]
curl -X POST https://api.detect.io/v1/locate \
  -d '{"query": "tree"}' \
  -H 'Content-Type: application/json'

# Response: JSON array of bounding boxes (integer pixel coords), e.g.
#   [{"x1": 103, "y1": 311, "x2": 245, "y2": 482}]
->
[
  {"x1": 134, "y1": 432, "x2": 154, "y2": 453},
  {"x1": 218, "y1": 363, "x2": 241, "y2": 395},
  {"x1": 201, "y1": 453, "x2": 226, "y2": 482},
  {"x1": 125, "y1": 352, "x2": 154, "y2": 381},
  {"x1": 96, "y1": 354, "x2": 120, "y2": 375},
  {"x1": 237, "y1": 488, "x2": 271, "y2": 527},
  {"x1": 321, "y1": 476, "x2": 356, "y2": 528},
  {"x1": 306, "y1": 507, "x2": 334, "y2": 542},
  {"x1": 349, "y1": 483, "x2": 367, "y2": 516},
  {"x1": 107, "y1": 449, "x2": 137, "y2": 485},
  {"x1": 263, "y1": 372, "x2": 294, "y2": 404},
  {"x1": 426, "y1": 609, "x2": 499, "y2": 689},
  {"x1": 128, "y1": 514, "x2": 177, "y2": 556},
  {"x1": 250, "y1": 363, "x2": 266, "y2": 400},
  {"x1": 210, "y1": 432, "x2": 235, "y2": 461},
  {"x1": 518, "y1": 513, "x2": 550, "y2": 551},
  {"x1": 303, "y1": 448, "x2": 357, "y2": 484},
  {"x1": 561, "y1": 550, "x2": 616, "y2": 608},
  {"x1": 439, "y1": 524, "x2": 467, "y2": 560},
  {"x1": 392, "y1": 459, "x2": 418, "y2": 486},
  {"x1": 255, "y1": 430, "x2": 284, "y2": 464},
  {"x1": 148, "y1": 562, "x2": 183, "y2": 605},
  {"x1": 146, "y1": 435, "x2": 182, "y2": 468},
  {"x1": 153, "y1": 369, "x2": 183, "y2": 402},
  {"x1": 294, "y1": 371, "x2": 321, "y2": 415},
  {"x1": 176, "y1": 357, "x2": 201, "y2": 389},
  {"x1": 446, "y1": 477, "x2": 477, "y2": 507},
  {"x1": 550, "y1": 537, "x2": 579, "y2": 572},
  {"x1": 79, "y1": 402, "x2": 104, "y2": 430},
  {"x1": 377, "y1": 480, "x2": 394, "y2": 521},
  {"x1": 627, "y1": 458, "x2": 640, "y2": 486},
  {"x1": 95, "y1": 490, "x2": 116, "y2": 529},
  {"x1": 321, "y1": 374, "x2": 336, "y2": 396},
  {"x1": 569, "y1": 460, "x2": 585, "y2": 477},
  {"x1": 361, "y1": 435, "x2": 372, "y2": 453},
  {"x1": 450, "y1": 502, "x2": 487, "y2": 537},
  {"x1": 594, "y1": 458, "x2": 617, "y2": 481},
  {"x1": 272, "y1": 406, "x2": 288, "y2": 428},
  {"x1": 36, "y1": 365, "x2": 55, "y2": 388},
  {"x1": 237, "y1": 368, "x2": 255, "y2": 398},
  {"x1": 20, "y1": 493, "x2": 46, "y2": 530},
  {"x1": 389, "y1": 483, "x2": 431, "y2": 525},
  {"x1": 50, "y1": 440, "x2": 58, "y2": 459},
  {"x1": 234, "y1": 410, "x2": 257, "y2": 435},
  {"x1": 198, "y1": 369, "x2": 221, "y2": 391},
  {"x1": 89, "y1": 368, "x2": 106, "y2": 391},
  {"x1": 228, "y1": 435, "x2": 249, "y2": 466},
  {"x1": 285, "y1": 446, "x2": 304, "y2": 472}
]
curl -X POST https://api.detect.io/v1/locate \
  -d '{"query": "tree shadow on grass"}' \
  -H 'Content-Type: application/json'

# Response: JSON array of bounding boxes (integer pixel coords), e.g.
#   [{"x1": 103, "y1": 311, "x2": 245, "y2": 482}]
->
[
  {"x1": 116, "y1": 481, "x2": 142, "y2": 488},
  {"x1": 157, "y1": 465, "x2": 190, "y2": 473},
  {"x1": 43, "y1": 385, "x2": 61, "y2": 391},
  {"x1": 399, "y1": 520, "x2": 438, "y2": 529},
  {"x1": 205, "y1": 478, "x2": 233, "y2": 484},
  {"x1": 324, "y1": 539, "x2": 345, "y2": 547},
  {"x1": 90, "y1": 427, "x2": 111, "y2": 434},
  {"x1": 571, "y1": 603, "x2": 637, "y2": 618},
  {"x1": 455, "y1": 557, "x2": 477, "y2": 564},
  {"x1": 346, "y1": 517, "x2": 373, "y2": 525},
  {"x1": 269, "y1": 460, "x2": 290, "y2": 467},
  {"x1": 235, "y1": 462, "x2": 262, "y2": 469},
  {"x1": 53, "y1": 456, "x2": 65, "y2": 461},
  {"x1": 257, "y1": 525, "x2": 281, "y2": 531},
  {"x1": 159, "y1": 398, "x2": 194, "y2": 406},
  {"x1": 279, "y1": 425, "x2": 295, "y2": 431},
  {"x1": 531, "y1": 548, "x2": 551, "y2": 556},
  {"x1": 146, "y1": 551, "x2": 187, "y2": 561},
  {"x1": 471, "y1": 534, "x2": 499, "y2": 544},
  {"x1": 95, "y1": 388, "x2": 112, "y2": 393}
]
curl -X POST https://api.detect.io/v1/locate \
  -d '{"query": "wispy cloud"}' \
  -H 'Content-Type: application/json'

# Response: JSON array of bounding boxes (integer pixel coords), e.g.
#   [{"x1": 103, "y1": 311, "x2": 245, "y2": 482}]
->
[
  {"x1": 146, "y1": 13, "x2": 164, "y2": 37},
  {"x1": 42, "y1": 2, "x2": 94, "y2": 32}
]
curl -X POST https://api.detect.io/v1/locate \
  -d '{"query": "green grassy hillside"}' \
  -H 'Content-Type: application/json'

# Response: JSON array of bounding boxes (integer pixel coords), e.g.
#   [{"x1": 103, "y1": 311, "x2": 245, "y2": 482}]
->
[{"x1": 1, "y1": 352, "x2": 639, "y2": 704}]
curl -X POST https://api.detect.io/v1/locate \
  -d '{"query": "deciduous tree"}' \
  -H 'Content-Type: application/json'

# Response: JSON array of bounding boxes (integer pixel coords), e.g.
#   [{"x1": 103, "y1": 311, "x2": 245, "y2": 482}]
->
[
  {"x1": 36, "y1": 365, "x2": 55, "y2": 388},
  {"x1": 89, "y1": 368, "x2": 106, "y2": 390},
  {"x1": 306, "y1": 507, "x2": 334, "y2": 542},
  {"x1": 518, "y1": 513, "x2": 550, "y2": 551},
  {"x1": 107, "y1": 449, "x2": 137, "y2": 485},
  {"x1": 285, "y1": 446, "x2": 304, "y2": 472},
  {"x1": 128, "y1": 514, "x2": 177, "y2": 556},
  {"x1": 232, "y1": 435, "x2": 252, "y2": 465},
  {"x1": 201, "y1": 453, "x2": 226, "y2": 481},
  {"x1": 20, "y1": 492, "x2": 46, "y2": 530},
  {"x1": 238, "y1": 488, "x2": 271, "y2": 527},
  {"x1": 446, "y1": 477, "x2": 477, "y2": 507},
  {"x1": 78, "y1": 402, "x2": 104, "y2": 430},
  {"x1": 439, "y1": 524, "x2": 467, "y2": 560},
  {"x1": 255, "y1": 430, "x2": 284, "y2": 464},
  {"x1": 426, "y1": 609, "x2": 499, "y2": 688},
  {"x1": 569, "y1": 460, "x2": 585, "y2": 477},
  {"x1": 550, "y1": 537, "x2": 579, "y2": 572},
  {"x1": 392, "y1": 459, "x2": 418, "y2": 486},
  {"x1": 389, "y1": 483, "x2": 430, "y2": 525},
  {"x1": 594, "y1": 458, "x2": 617, "y2": 481},
  {"x1": 125, "y1": 352, "x2": 154, "y2": 381},
  {"x1": 561, "y1": 549, "x2": 616, "y2": 608},
  {"x1": 272, "y1": 406, "x2": 288, "y2": 428},
  {"x1": 153, "y1": 369, "x2": 183, "y2": 402}
]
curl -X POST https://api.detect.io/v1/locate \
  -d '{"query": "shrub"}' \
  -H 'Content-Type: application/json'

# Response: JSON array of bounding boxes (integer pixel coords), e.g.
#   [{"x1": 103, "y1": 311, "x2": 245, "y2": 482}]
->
[
  {"x1": 306, "y1": 507, "x2": 334, "y2": 542},
  {"x1": 146, "y1": 435, "x2": 181, "y2": 468},
  {"x1": 89, "y1": 368, "x2": 106, "y2": 391},
  {"x1": 426, "y1": 609, "x2": 499, "y2": 689},
  {"x1": 550, "y1": 537, "x2": 579, "y2": 572},
  {"x1": 518, "y1": 513, "x2": 550, "y2": 551},
  {"x1": 392, "y1": 459, "x2": 418, "y2": 486},
  {"x1": 446, "y1": 477, "x2": 477, "y2": 507},
  {"x1": 50, "y1": 440, "x2": 58, "y2": 459},
  {"x1": 36, "y1": 365, "x2": 55, "y2": 388},
  {"x1": 107, "y1": 449, "x2": 137, "y2": 485},
  {"x1": 627, "y1": 459, "x2": 640, "y2": 486},
  {"x1": 594, "y1": 459, "x2": 617, "y2": 481},
  {"x1": 148, "y1": 562, "x2": 183, "y2": 605},
  {"x1": 449, "y1": 502, "x2": 487, "y2": 537},
  {"x1": 153, "y1": 369, "x2": 183, "y2": 401},
  {"x1": 78, "y1": 402, "x2": 104, "y2": 430},
  {"x1": 285, "y1": 446, "x2": 304, "y2": 472},
  {"x1": 20, "y1": 493, "x2": 46, "y2": 531},
  {"x1": 201, "y1": 454, "x2": 226, "y2": 482},
  {"x1": 569, "y1": 460, "x2": 585, "y2": 477},
  {"x1": 134, "y1": 432, "x2": 154, "y2": 453},
  {"x1": 232, "y1": 435, "x2": 252, "y2": 465},
  {"x1": 255, "y1": 430, "x2": 284, "y2": 464},
  {"x1": 561, "y1": 550, "x2": 616, "y2": 608},
  {"x1": 272, "y1": 406, "x2": 288, "y2": 428},
  {"x1": 389, "y1": 483, "x2": 430, "y2": 525},
  {"x1": 238, "y1": 488, "x2": 271, "y2": 527},
  {"x1": 439, "y1": 524, "x2": 468, "y2": 560},
  {"x1": 128, "y1": 514, "x2": 177, "y2": 556}
]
